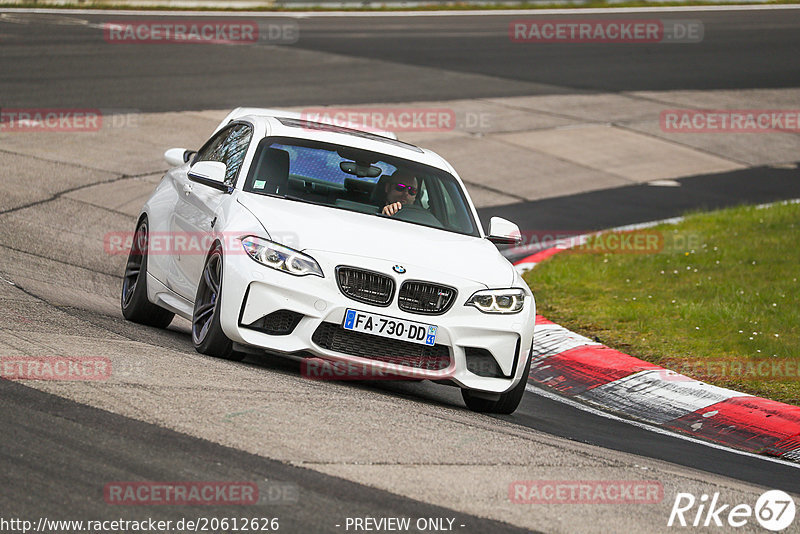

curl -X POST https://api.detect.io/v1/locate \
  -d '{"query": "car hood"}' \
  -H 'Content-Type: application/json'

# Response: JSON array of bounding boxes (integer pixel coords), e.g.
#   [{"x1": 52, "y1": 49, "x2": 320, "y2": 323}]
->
[{"x1": 236, "y1": 193, "x2": 514, "y2": 287}]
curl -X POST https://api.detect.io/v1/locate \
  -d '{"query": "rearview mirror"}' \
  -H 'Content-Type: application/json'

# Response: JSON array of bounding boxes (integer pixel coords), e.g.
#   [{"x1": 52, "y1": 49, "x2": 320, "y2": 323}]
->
[
  {"x1": 188, "y1": 161, "x2": 231, "y2": 193},
  {"x1": 340, "y1": 161, "x2": 382, "y2": 178},
  {"x1": 487, "y1": 217, "x2": 522, "y2": 245},
  {"x1": 164, "y1": 148, "x2": 194, "y2": 167}
]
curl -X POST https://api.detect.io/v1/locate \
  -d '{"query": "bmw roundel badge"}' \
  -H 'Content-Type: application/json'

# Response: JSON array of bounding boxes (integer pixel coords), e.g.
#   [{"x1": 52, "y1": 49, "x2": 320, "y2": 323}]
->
[{"x1": 393, "y1": 265, "x2": 406, "y2": 274}]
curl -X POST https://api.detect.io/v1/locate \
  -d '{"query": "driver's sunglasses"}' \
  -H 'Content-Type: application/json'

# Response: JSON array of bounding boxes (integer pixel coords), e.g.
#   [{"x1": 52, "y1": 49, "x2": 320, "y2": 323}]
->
[{"x1": 394, "y1": 183, "x2": 418, "y2": 196}]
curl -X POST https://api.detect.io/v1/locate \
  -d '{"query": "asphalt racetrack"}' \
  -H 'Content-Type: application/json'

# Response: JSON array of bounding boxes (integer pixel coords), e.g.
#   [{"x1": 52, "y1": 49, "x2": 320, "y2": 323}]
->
[
  {"x1": 1, "y1": 7, "x2": 800, "y2": 533},
  {"x1": 1, "y1": 9, "x2": 800, "y2": 110}
]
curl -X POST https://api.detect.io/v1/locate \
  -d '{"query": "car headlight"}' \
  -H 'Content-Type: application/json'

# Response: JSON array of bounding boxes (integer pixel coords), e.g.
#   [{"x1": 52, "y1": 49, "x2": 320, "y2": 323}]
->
[
  {"x1": 241, "y1": 236, "x2": 323, "y2": 277},
  {"x1": 465, "y1": 288, "x2": 525, "y2": 314}
]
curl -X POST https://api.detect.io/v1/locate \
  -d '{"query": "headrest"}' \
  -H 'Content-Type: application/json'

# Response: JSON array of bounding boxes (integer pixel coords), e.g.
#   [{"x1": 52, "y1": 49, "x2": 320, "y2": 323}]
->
[{"x1": 263, "y1": 147, "x2": 290, "y2": 195}]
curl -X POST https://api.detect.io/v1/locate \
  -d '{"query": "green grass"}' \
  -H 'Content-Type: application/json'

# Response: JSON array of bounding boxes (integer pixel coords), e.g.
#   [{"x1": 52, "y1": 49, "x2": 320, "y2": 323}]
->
[
  {"x1": 524, "y1": 201, "x2": 800, "y2": 405},
  {"x1": 2, "y1": 0, "x2": 799, "y2": 11}
]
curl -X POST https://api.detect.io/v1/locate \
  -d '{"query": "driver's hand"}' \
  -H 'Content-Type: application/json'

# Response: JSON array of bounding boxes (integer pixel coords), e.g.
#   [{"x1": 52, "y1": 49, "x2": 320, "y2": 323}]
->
[{"x1": 382, "y1": 202, "x2": 403, "y2": 216}]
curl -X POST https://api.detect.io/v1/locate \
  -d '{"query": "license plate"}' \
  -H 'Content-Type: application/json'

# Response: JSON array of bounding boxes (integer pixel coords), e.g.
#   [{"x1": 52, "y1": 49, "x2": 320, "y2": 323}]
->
[{"x1": 342, "y1": 309, "x2": 438, "y2": 346}]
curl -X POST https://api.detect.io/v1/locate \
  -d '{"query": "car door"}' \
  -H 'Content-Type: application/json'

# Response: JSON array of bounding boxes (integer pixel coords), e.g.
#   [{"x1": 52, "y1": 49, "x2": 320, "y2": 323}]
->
[{"x1": 169, "y1": 123, "x2": 253, "y2": 300}]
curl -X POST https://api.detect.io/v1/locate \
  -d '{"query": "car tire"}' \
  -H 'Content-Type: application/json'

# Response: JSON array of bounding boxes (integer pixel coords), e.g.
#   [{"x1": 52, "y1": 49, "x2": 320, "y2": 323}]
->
[
  {"x1": 461, "y1": 348, "x2": 532, "y2": 415},
  {"x1": 121, "y1": 218, "x2": 175, "y2": 328},
  {"x1": 192, "y1": 245, "x2": 245, "y2": 362}
]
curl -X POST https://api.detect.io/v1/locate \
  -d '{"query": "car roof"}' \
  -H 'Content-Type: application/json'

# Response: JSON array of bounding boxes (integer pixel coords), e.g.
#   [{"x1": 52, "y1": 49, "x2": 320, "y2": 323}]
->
[
  {"x1": 215, "y1": 108, "x2": 455, "y2": 173},
  {"x1": 214, "y1": 107, "x2": 398, "y2": 139}
]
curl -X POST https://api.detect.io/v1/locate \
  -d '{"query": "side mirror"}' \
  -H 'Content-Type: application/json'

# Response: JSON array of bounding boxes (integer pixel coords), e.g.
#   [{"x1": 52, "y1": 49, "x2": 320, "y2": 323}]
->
[
  {"x1": 164, "y1": 148, "x2": 194, "y2": 167},
  {"x1": 188, "y1": 161, "x2": 231, "y2": 193},
  {"x1": 487, "y1": 217, "x2": 522, "y2": 245}
]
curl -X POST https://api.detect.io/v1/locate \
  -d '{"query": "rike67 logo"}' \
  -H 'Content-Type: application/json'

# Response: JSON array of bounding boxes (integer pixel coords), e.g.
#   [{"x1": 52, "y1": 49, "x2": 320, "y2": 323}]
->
[{"x1": 668, "y1": 490, "x2": 796, "y2": 531}]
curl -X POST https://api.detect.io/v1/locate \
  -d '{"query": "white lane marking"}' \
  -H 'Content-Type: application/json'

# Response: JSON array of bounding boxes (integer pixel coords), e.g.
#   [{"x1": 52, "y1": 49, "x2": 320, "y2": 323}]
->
[
  {"x1": 3, "y1": 5, "x2": 800, "y2": 17},
  {"x1": 0, "y1": 12, "x2": 109, "y2": 29},
  {"x1": 756, "y1": 198, "x2": 800, "y2": 208},
  {"x1": 768, "y1": 163, "x2": 799, "y2": 170},
  {"x1": 581, "y1": 197, "x2": 800, "y2": 232},
  {"x1": 525, "y1": 383, "x2": 800, "y2": 469},
  {"x1": 513, "y1": 262, "x2": 537, "y2": 274},
  {"x1": 647, "y1": 179, "x2": 682, "y2": 187}
]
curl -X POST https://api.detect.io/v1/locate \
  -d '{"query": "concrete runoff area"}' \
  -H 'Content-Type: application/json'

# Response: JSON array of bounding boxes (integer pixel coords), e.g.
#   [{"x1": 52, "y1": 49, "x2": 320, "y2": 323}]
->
[
  {"x1": 1, "y1": 89, "x2": 800, "y2": 532},
  {"x1": 5, "y1": 88, "x2": 795, "y2": 212}
]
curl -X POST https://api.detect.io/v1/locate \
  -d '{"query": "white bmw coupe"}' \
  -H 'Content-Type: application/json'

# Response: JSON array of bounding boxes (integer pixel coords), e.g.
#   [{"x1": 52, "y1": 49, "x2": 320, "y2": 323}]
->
[{"x1": 121, "y1": 108, "x2": 535, "y2": 414}]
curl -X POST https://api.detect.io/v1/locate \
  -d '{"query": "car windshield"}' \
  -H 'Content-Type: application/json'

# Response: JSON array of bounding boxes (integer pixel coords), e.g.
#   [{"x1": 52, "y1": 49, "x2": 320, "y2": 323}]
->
[{"x1": 241, "y1": 136, "x2": 479, "y2": 237}]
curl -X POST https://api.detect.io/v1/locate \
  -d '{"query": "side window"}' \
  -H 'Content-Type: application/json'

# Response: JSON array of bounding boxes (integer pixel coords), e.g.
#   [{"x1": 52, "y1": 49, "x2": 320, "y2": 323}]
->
[
  {"x1": 441, "y1": 185, "x2": 456, "y2": 220},
  {"x1": 194, "y1": 123, "x2": 253, "y2": 185},
  {"x1": 417, "y1": 179, "x2": 430, "y2": 209},
  {"x1": 222, "y1": 125, "x2": 252, "y2": 185},
  {"x1": 195, "y1": 130, "x2": 229, "y2": 164},
  {"x1": 440, "y1": 180, "x2": 473, "y2": 233}
]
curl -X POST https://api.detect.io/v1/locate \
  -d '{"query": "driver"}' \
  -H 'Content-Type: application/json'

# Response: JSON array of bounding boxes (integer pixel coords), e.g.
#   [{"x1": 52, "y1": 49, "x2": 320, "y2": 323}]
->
[{"x1": 382, "y1": 171, "x2": 419, "y2": 216}]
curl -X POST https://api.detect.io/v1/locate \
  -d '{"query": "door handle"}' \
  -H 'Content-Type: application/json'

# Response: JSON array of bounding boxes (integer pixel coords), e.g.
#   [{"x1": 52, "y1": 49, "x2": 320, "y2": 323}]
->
[{"x1": 183, "y1": 183, "x2": 193, "y2": 196}]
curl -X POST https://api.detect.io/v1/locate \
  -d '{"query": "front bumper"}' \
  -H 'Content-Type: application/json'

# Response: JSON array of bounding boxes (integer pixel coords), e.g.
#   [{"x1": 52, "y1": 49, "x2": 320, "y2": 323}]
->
[{"x1": 218, "y1": 251, "x2": 535, "y2": 394}]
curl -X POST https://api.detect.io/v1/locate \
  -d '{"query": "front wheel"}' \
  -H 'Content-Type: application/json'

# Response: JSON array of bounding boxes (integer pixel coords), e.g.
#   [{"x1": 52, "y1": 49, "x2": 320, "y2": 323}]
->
[
  {"x1": 121, "y1": 218, "x2": 175, "y2": 328},
  {"x1": 192, "y1": 246, "x2": 244, "y2": 361},
  {"x1": 461, "y1": 350, "x2": 532, "y2": 414}
]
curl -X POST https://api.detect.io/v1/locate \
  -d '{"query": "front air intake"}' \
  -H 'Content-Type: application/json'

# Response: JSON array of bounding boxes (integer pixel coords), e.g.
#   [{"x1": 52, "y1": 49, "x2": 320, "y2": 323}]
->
[{"x1": 243, "y1": 310, "x2": 303, "y2": 336}]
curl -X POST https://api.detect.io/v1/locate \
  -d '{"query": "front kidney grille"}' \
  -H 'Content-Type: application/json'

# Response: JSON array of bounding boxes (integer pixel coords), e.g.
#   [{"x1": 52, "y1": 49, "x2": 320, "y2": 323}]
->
[
  {"x1": 398, "y1": 281, "x2": 457, "y2": 315},
  {"x1": 336, "y1": 266, "x2": 395, "y2": 306},
  {"x1": 312, "y1": 322, "x2": 450, "y2": 371}
]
